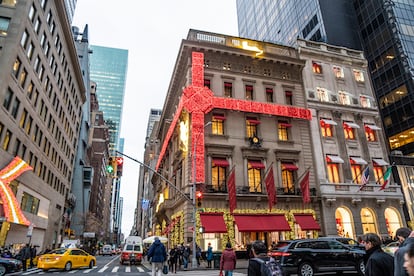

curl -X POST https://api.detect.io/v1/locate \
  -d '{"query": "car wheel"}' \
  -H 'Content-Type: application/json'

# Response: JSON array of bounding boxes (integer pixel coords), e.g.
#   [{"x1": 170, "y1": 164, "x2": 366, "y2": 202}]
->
[
  {"x1": 0, "y1": 264, "x2": 6, "y2": 276},
  {"x1": 89, "y1": 260, "x2": 94, "y2": 269},
  {"x1": 356, "y1": 259, "x2": 365, "y2": 275},
  {"x1": 64, "y1": 261, "x2": 72, "y2": 271},
  {"x1": 298, "y1": 262, "x2": 314, "y2": 276}
]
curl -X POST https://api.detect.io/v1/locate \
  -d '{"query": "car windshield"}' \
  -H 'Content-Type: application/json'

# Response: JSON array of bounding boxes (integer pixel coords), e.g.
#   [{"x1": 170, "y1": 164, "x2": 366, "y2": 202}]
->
[{"x1": 49, "y1": 248, "x2": 67, "y2": 254}]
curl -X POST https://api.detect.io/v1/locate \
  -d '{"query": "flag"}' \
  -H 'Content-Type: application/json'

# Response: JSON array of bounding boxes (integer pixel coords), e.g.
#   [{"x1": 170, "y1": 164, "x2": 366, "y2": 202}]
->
[
  {"x1": 379, "y1": 167, "x2": 392, "y2": 191},
  {"x1": 359, "y1": 166, "x2": 370, "y2": 191},
  {"x1": 227, "y1": 168, "x2": 237, "y2": 214},
  {"x1": 265, "y1": 167, "x2": 277, "y2": 210},
  {"x1": 300, "y1": 171, "x2": 311, "y2": 204}
]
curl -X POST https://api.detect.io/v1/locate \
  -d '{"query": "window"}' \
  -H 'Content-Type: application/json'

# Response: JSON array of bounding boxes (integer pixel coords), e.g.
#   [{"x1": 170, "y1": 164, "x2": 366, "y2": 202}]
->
[
  {"x1": 28, "y1": 4, "x2": 36, "y2": 22},
  {"x1": 312, "y1": 61, "x2": 323, "y2": 74},
  {"x1": 12, "y1": 58, "x2": 21, "y2": 78},
  {"x1": 21, "y1": 30, "x2": 29, "y2": 48},
  {"x1": 204, "y1": 79, "x2": 210, "y2": 89},
  {"x1": 11, "y1": 98, "x2": 20, "y2": 119},
  {"x1": 247, "y1": 161, "x2": 263, "y2": 193},
  {"x1": 245, "y1": 85, "x2": 253, "y2": 100},
  {"x1": 320, "y1": 119, "x2": 336, "y2": 137},
  {"x1": 285, "y1": 91, "x2": 293, "y2": 105},
  {"x1": 333, "y1": 66, "x2": 344, "y2": 78},
  {"x1": 327, "y1": 162, "x2": 340, "y2": 183},
  {"x1": 13, "y1": 138, "x2": 21, "y2": 156},
  {"x1": 266, "y1": 88, "x2": 273, "y2": 102},
  {"x1": 343, "y1": 122, "x2": 359, "y2": 140},
  {"x1": 27, "y1": 42, "x2": 35, "y2": 60},
  {"x1": 278, "y1": 121, "x2": 291, "y2": 141},
  {"x1": 365, "y1": 124, "x2": 379, "y2": 142},
  {"x1": 281, "y1": 163, "x2": 296, "y2": 193},
  {"x1": 246, "y1": 117, "x2": 259, "y2": 138},
  {"x1": 373, "y1": 164, "x2": 385, "y2": 183},
  {"x1": 360, "y1": 95, "x2": 374, "y2": 108},
  {"x1": 2, "y1": 130, "x2": 11, "y2": 151},
  {"x1": 20, "y1": 109, "x2": 27, "y2": 128},
  {"x1": 0, "y1": 16, "x2": 10, "y2": 36},
  {"x1": 316, "y1": 87, "x2": 329, "y2": 102},
  {"x1": 3, "y1": 88, "x2": 13, "y2": 110},
  {"x1": 21, "y1": 192, "x2": 40, "y2": 215},
  {"x1": 338, "y1": 91, "x2": 351, "y2": 105},
  {"x1": 212, "y1": 158, "x2": 228, "y2": 192},
  {"x1": 224, "y1": 82, "x2": 232, "y2": 97},
  {"x1": 19, "y1": 69, "x2": 27, "y2": 87},
  {"x1": 353, "y1": 69, "x2": 365, "y2": 82},
  {"x1": 25, "y1": 116, "x2": 32, "y2": 135},
  {"x1": 212, "y1": 113, "x2": 225, "y2": 135},
  {"x1": 350, "y1": 163, "x2": 362, "y2": 184}
]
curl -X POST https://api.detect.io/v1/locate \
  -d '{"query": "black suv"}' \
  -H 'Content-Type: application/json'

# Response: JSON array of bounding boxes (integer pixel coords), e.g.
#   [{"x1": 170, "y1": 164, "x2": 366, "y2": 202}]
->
[
  {"x1": 271, "y1": 239, "x2": 365, "y2": 276},
  {"x1": 318, "y1": 236, "x2": 366, "y2": 250}
]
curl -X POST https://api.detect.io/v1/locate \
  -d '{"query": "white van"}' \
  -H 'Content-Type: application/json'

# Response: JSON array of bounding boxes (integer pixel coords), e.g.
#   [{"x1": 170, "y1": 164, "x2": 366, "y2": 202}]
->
[
  {"x1": 120, "y1": 236, "x2": 143, "y2": 265},
  {"x1": 102, "y1": 244, "x2": 113, "y2": 256}
]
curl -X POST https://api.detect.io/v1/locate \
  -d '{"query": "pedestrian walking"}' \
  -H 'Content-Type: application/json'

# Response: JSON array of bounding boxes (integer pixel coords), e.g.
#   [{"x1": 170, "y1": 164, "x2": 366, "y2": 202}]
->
[
  {"x1": 168, "y1": 245, "x2": 178, "y2": 273},
  {"x1": 146, "y1": 237, "x2": 167, "y2": 276},
  {"x1": 394, "y1": 227, "x2": 414, "y2": 276},
  {"x1": 30, "y1": 245, "x2": 37, "y2": 268},
  {"x1": 247, "y1": 240, "x2": 271, "y2": 276},
  {"x1": 206, "y1": 243, "x2": 213, "y2": 268},
  {"x1": 362, "y1": 232, "x2": 394, "y2": 276},
  {"x1": 220, "y1": 242, "x2": 236, "y2": 276},
  {"x1": 182, "y1": 244, "x2": 191, "y2": 270},
  {"x1": 17, "y1": 244, "x2": 31, "y2": 271},
  {"x1": 404, "y1": 242, "x2": 414, "y2": 276}
]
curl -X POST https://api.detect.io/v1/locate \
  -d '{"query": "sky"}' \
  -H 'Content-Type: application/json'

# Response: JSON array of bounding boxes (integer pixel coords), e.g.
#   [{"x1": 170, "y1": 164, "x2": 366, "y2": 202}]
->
[{"x1": 72, "y1": 0, "x2": 239, "y2": 236}]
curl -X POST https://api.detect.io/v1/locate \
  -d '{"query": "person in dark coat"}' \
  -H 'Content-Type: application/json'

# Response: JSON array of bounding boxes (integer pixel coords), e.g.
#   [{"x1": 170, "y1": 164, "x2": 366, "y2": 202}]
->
[
  {"x1": 168, "y1": 245, "x2": 178, "y2": 273},
  {"x1": 220, "y1": 242, "x2": 236, "y2": 276},
  {"x1": 362, "y1": 232, "x2": 394, "y2": 276},
  {"x1": 395, "y1": 227, "x2": 414, "y2": 276},
  {"x1": 146, "y1": 237, "x2": 167, "y2": 276},
  {"x1": 403, "y1": 242, "x2": 414, "y2": 276},
  {"x1": 18, "y1": 244, "x2": 31, "y2": 271},
  {"x1": 248, "y1": 240, "x2": 271, "y2": 276},
  {"x1": 29, "y1": 245, "x2": 37, "y2": 268},
  {"x1": 206, "y1": 243, "x2": 213, "y2": 268}
]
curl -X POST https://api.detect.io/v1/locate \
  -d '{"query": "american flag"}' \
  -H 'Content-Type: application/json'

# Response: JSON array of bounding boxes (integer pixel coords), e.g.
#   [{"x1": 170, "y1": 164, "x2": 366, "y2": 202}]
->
[{"x1": 359, "y1": 166, "x2": 370, "y2": 191}]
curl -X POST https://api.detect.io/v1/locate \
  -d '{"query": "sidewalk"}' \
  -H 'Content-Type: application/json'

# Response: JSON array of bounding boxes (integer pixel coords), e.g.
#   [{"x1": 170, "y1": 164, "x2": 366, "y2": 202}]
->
[{"x1": 142, "y1": 258, "x2": 249, "y2": 271}]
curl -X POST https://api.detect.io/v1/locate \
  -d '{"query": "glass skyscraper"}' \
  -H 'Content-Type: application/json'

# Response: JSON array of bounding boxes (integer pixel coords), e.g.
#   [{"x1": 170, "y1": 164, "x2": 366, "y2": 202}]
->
[{"x1": 89, "y1": 45, "x2": 128, "y2": 154}]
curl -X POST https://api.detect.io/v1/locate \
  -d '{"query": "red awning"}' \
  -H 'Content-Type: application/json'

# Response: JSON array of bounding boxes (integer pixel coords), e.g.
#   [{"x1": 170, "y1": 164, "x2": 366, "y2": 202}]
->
[
  {"x1": 266, "y1": 88, "x2": 273, "y2": 93},
  {"x1": 234, "y1": 214, "x2": 291, "y2": 232},
  {"x1": 294, "y1": 214, "x2": 321, "y2": 230},
  {"x1": 224, "y1": 82, "x2": 232, "y2": 87},
  {"x1": 249, "y1": 161, "x2": 265, "y2": 169},
  {"x1": 245, "y1": 85, "x2": 253, "y2": 91},
  {"x1": 247, "y1": 118, "x2": 261, "y2": 125},
  {"x1": 212, "y1": 159, "x2": 229, "y2": 167},
  {"x1": 213, "y1": 114, "x2": 226, "y2": 121},
  {"x1": 279, "y1": 122, "x2": 292, "y2": 128},
  {"x1": 282, "y1": 163, "x2": 298, "y2": 171},
  {"x1": 199, "y1": 213, "x2": 227, "y2": 233}
]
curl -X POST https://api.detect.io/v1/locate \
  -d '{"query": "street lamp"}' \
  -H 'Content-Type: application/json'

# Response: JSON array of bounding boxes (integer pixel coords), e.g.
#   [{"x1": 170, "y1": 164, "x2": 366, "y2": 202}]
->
[{"x1": 191, "y1": 121, "x2": 211, "y2": 268}]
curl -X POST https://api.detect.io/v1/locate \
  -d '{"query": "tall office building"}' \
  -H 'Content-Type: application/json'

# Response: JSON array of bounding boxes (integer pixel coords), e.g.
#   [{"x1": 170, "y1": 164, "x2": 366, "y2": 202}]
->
[
  {"x1": 237, "y1": 0, "x2": 361, "y2": 50},
  {"x1": 236, "y1": 0, "x2": 414, "y2": 224},
  {"x1": 89, "y1": 45, "x2": 128, "y2": 154},
  {"x1": 0, "y1": 0, "x2": 85, "y2": 249},
  {"x1": 89, "y1": 45, "x2": 128, "y2": 243}
]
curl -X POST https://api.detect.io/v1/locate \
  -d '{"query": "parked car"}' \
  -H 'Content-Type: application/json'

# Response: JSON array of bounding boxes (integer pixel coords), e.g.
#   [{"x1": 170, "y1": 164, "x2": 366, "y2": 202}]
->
[
  {"x1": 382, "y1": 241, "x2": 399, "y2": 256},
  {"x1": 318, "y1": 236, "x2": 365, "y2": 250},
  {"x1": 271, "y1": 239, "x2": 366, "y2": 276},
  {"x1": 37, "y1": 248, "x2": 96, "y2": 271},
  {"x1": 0, "y1": 257, "x2": 22, "y2": 275}
]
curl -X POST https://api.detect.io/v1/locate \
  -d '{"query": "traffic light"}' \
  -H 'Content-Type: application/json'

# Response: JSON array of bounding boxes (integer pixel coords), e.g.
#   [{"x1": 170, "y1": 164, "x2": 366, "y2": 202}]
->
[
  {"x1": 196, "y1": 191, "x2": 203, "y2": 207},
  {"x1": 116, "y1": 157, "x2": 124, "y2": 177},
  {"x1": 106, "y1": 156, "x2": 117, "y2": 177}
]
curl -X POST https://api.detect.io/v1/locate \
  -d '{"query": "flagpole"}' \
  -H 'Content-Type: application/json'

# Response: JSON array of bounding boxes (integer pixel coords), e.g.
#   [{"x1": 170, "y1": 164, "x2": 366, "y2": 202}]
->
[
  {"x1": 294, "y1": 166, "x2": 312, "y2": 187},
  {"x1": 376, "y1": 162, "x2": 395, "y2": 184}
]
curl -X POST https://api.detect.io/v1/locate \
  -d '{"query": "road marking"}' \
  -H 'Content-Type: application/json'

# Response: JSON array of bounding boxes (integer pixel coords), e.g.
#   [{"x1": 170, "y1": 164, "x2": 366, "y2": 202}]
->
[
  {"x1": 125, "y1": 266, "x2": 131, "y2": 272},
  {"x1": 98, "y1": 266, "x2": 108, "y2": 272},
  {"x1": 111, "y1": 266, "x2": 119, "y2": 272}
]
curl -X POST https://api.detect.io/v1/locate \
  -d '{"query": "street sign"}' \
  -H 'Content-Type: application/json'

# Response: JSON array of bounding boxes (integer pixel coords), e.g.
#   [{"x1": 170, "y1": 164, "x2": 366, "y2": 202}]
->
[{"x1": 27, "y1": 223, "x2": 34, "y2": 237}]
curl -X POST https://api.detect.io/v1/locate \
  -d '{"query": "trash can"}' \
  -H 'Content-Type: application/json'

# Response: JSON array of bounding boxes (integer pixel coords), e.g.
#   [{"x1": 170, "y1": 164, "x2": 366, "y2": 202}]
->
[{"x1": 213, "y1": 251, "x2": 222, "y2": 269}]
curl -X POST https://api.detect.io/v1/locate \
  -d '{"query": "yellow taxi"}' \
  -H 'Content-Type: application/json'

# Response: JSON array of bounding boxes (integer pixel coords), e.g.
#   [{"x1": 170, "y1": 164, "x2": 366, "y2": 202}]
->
[{"x1": 37, "y1": 248, "x2": 96, "y2": 271}]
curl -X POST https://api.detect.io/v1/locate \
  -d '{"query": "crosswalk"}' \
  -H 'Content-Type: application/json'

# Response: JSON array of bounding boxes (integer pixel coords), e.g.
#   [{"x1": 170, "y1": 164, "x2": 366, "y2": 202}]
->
[{"x1": 20, "y1": 266, "x2": 247, "y2": 275}]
